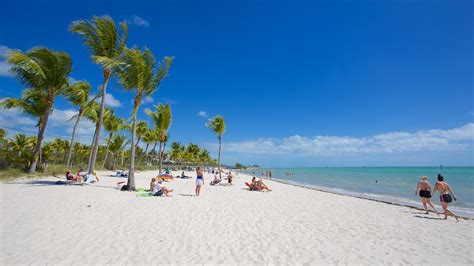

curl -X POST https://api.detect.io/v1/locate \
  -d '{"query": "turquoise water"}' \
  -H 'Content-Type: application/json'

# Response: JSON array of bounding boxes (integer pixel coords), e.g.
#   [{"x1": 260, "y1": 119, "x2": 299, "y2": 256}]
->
[{"x1": 245, "y1": 167, "x2": 474, "y2": 217}]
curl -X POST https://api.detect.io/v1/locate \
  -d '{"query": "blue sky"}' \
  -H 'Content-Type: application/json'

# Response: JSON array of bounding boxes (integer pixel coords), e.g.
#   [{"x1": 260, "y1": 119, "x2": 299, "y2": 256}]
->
[{"x1": 0, "y1": 0, "x2": 472, "y2": 167}]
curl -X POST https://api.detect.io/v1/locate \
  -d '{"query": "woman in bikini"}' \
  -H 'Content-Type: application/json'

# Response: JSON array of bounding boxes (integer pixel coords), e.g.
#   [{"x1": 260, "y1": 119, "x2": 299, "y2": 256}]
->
[
  {"x1": 433, "y1": 174, "x2": 459, "y2": 221},
  {"x1": 415, "y1": 176, "x2": 439, "y2": 214},
  {"x1": 195, "y1": 167, "x2": 204, "y2": 196}
]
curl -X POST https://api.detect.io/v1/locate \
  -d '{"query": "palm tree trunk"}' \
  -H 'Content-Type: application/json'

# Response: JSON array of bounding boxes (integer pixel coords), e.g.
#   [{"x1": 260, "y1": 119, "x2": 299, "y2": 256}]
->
[
  {"x1": 136, "y1": 143, "x2": 149, "y2": 167},
  {"x1": 112, "y1": 154, "x2": 117, "y2": 170},
  {"x1": 149, "y1": 142, "x2": 158, "y2": 165},
  {"x1": 101, "y1": 132, "x2": 114, "y2": 169},
  {"x1": 87, "y1": 122, "x2": 98, "y2": 170},
  {"x1": 217, "y1": 136, "x2": 222, "y2": 179},
  {"x1": 29, "y1": 107, "x2": 52, "y2": 174},
  {"x1": 158, "y1": 141, "x2": 164, "y2": 174},
  {"x1": 127, "y1": 96, "x2": 141, "y2": 191},
  {"x1": 66, "y1": 113, "x2": 81, "y2": 168},
  {"x1": 87, "y1": 70, "x2": 111, "y2": 174}
]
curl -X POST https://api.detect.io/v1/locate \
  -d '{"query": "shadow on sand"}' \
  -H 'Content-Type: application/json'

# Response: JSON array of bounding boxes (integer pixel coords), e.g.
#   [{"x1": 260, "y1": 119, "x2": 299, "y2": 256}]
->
[{"x1": 414, "y1": 215, "x2": 445, "y2": 220}]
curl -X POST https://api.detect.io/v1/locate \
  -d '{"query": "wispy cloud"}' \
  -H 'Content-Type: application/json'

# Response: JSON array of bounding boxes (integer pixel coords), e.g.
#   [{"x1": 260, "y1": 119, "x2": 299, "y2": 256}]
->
[
  {"x1": 0, "y1": 105, "x2": 96, "y2": 143},
  {"x1": 143, "y1": 96, "x2": 154, "y2": 104},
  {"x1": 0, "y1": 45, "x2": 14, "y2": 77},
  {"x1": 220, "y1": 123, "x2": 474, "y2": 156},
  {"x1": 102, "y1": 93, "x2": 122, "y2": 107},
  {"x1": 197, "y1": 111, "x2": 208, "y2": 118},
  {"x1": 127, "y1": 15, "x2": 150, "y2": 27}
]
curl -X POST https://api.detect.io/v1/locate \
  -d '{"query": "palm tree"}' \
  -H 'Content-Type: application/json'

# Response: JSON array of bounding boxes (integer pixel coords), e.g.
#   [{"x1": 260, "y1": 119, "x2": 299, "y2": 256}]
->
[
  {"x1": 146, "y1": 103, "x2": 172, "y2": 173},
  {"x1": 108, "y1": 134, "x2": 129, "y2": 170},
  {"x1": 64, "y1": 81, "x2": 95, "y2": 167},
  {"x1": 206, "y1": 115, "x2": 226, "y2": 179},
  {"x1": 134, "y1": 120, "x2": 148, "y2": 149},
  {"x1": 102, "y1": 113, "x2": 124, "y2": 169},
  {"x1": 82, "y1": 104, "x2": 113, "y2": 169},
  {"x1": 10, "y1": 134, "x2": 34, "y2": 157},
  {"x1": 115, "y1": 47, "x2": 173, "y2": 190},
  {"x1": 4, "y1": 47, "x2": 72, "y2": 174},
  {"x1": 136, "y1": 127, "x2": 154, "y2": 167},
  {"x1": 170, "y1": 141, "x2": 182, "y2": 161},
  {"x1": 70, "y1": 16, "x2": 128, "y2": 174}
]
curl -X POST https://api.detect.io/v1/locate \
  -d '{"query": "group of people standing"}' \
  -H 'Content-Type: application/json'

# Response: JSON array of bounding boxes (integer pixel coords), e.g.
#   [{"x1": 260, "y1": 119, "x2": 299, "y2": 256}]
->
[{"x1": 416, "y1": 174, "x2": 459, "y2": 221}]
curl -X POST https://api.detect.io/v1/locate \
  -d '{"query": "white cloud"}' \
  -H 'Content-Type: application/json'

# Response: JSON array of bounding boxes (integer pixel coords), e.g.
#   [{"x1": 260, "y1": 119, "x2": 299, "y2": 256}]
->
[
  {"x1": 143, "y1": 96, "x2": 154, "y2": 104},
  {"x1": 0, "y1": 45, "x2": 14, "y2": 77},
  {"x1": 221, "y1": 123, "x2": 474, "y2": 156},
  {"x1": 0, "y1": 107, "x2": 37, "y2": 127},
  {"x1": 127, "y1": 15, "x2": 150, "y2": 27},
  {"x1": 0, "y1": 105, "x2": 97, "y2": 144},
  {"x1": 198, "y1": 111, "x2": 208, "y2": 118},
  {"x1": 101, "y1": 93, "x2": 122, "y2": 107}
]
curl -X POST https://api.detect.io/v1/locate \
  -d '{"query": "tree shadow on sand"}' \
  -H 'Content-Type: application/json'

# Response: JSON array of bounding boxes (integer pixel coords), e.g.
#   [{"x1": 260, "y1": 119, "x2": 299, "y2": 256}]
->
[
  {"x1": 414, "y1": 215, "x2": 445, "y2": 220},
  {"x1": 22, "y1": 180, "x2": 116, "y2": 190}
]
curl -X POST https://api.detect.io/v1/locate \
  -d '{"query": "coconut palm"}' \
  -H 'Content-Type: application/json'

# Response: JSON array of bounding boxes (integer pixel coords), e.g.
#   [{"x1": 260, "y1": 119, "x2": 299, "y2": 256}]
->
[
  {"x1": 64, "y1": 81, "x2": 95, "y2": 167},
  {"x1": 4, "y1": 47, "x2": 72, "y2": 174},
  {"x1": 115, "y1": 47, "x2": 173, "y2": 190},
  {"x1": 81, "y1": 104, "x2": 113, "y2": 168},
  {"x1": 102, "y1": 113, "x2": 124, "y2": 169},
  {"x1": 134, "y1": 120, "x2": 149, "y2": 149},
  {"x1": 146, "y1": 103, "x2": 172, "y2": 173},
  {"x1": 170, "y1": 141, "x2": 182, "y2": 161},
  {"x1": 206, "y1": 115, "x2": 226, "y2": 179},
  {"x1": 10, "y1": 134, "x2": 34, "y2": 157},
  {"x1": 137, "y1": 127, "x2": 155, "y2": 167},
  {"x1": 70, "y1": 16, "x2": 128, "y2": 174},
  {"x1": 108, "y1": 134, "x2": 129, "y2": 170}
]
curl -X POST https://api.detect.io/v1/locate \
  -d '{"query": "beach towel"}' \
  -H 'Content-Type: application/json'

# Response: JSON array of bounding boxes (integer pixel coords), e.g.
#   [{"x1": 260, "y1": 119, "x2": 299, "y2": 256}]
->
[{"x1": 137, "y1": 192, "x2": 154, "y2": 197}]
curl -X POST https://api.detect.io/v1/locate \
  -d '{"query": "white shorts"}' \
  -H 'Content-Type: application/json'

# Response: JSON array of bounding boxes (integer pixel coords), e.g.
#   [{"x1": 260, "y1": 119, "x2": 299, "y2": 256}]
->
[{"x1": 196, "y1": 179, "x2": 203, "y2": 186}]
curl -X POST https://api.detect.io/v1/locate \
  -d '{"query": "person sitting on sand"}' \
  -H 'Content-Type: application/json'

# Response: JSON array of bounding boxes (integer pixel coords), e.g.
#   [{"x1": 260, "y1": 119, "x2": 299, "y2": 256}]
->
[
  {"x1": 150, "y1": 178, "x2": 156, "y2": 191},
  {"x1": 415, "y1": 176, "x2": 439, "y2": 214},
  {"x1": 210, "y1": 174, "x2": 222, "y2": 185},
  {"x1": 153, "y1": 178, "x2": 173, "y2": 196},
  {"x1": 433, "y1": 174, "x2": 459, "y2": 221},
  {"x1": 245, "y1": 177, "x2": 259, "y2": 191},
  {"x1": 257, "y1": 179, "x2": 271, "y2": 191},
  {"x1": 227, "y1": 172, "x2": 233, "y2": 185}
]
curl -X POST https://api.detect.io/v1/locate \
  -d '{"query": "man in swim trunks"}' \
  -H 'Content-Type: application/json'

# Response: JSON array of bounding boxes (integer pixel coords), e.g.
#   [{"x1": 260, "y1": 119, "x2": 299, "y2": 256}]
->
[{"x1": 415, "y1": 176, "x2": 439, "y2": 214}]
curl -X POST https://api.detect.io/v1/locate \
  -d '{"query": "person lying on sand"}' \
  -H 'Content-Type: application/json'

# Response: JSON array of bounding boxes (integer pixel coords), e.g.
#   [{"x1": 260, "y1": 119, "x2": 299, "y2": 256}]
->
[
  {"x1": 152, "y1": 178, "x2": 173, "y2": 197},
  {"x1": 65, "y1": 170, "x2": 82, "y2": 182}
]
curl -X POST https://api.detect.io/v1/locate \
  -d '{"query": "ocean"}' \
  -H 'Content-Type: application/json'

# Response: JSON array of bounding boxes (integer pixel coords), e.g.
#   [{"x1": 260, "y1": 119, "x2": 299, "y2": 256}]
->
[{"x1": 243, "y1": 167, "x2": 474, "y2": 217}]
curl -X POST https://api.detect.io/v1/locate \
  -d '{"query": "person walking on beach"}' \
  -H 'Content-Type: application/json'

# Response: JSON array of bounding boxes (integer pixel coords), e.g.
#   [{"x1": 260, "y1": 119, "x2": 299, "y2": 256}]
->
[
  {"x1": 195, "y1": 167, "x2": 204, "y2": 196},
  {"x1": 415, "y1": 176, "x2": 439, "y2": 214},
  {"x1": 433, "y1": 174, "x2": 459, "y2": 221}
]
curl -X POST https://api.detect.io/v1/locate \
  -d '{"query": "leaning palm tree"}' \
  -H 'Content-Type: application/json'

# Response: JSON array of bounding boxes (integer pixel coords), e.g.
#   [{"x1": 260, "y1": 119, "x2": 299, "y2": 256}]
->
[
  {"x1": 70, "y1": 16, "x2": 128, "y2": 174},
  {"x1": 102, "y1": 113, "x2": 124, "y2": 169},
  {"x1": 134, "y1": 120, "x2": 149, "y2": 149},
  {"x1": 146, "y1": 103, "x2": 172, "y2": 173},
  {"x1": 4, "y1": 47, "x2": 72, "y2": 174},
  {"x1": 108, "y1": 134, "x2": 129, "y2": 170},
  {"x1": 115, "y1": 47, "x2": 173, "y2": 190},
  {"x1": 64, "y1": 81, "x2": 95, "y2": 167},
  {"x1": 136, "y1": 127, "x2": 154, "y2": 167},
  {"x1": 10, "y1": 134, "x2": 34, "y2": 158},
  {"x1": 206, "y1": 115, "x2": 226, "y2": 179}
]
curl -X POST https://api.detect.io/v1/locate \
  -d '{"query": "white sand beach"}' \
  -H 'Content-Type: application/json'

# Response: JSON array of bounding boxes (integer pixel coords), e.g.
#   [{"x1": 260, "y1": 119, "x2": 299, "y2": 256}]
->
[{"x1": 1, "y1": 170, "x2": 473, "y2": 264}]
